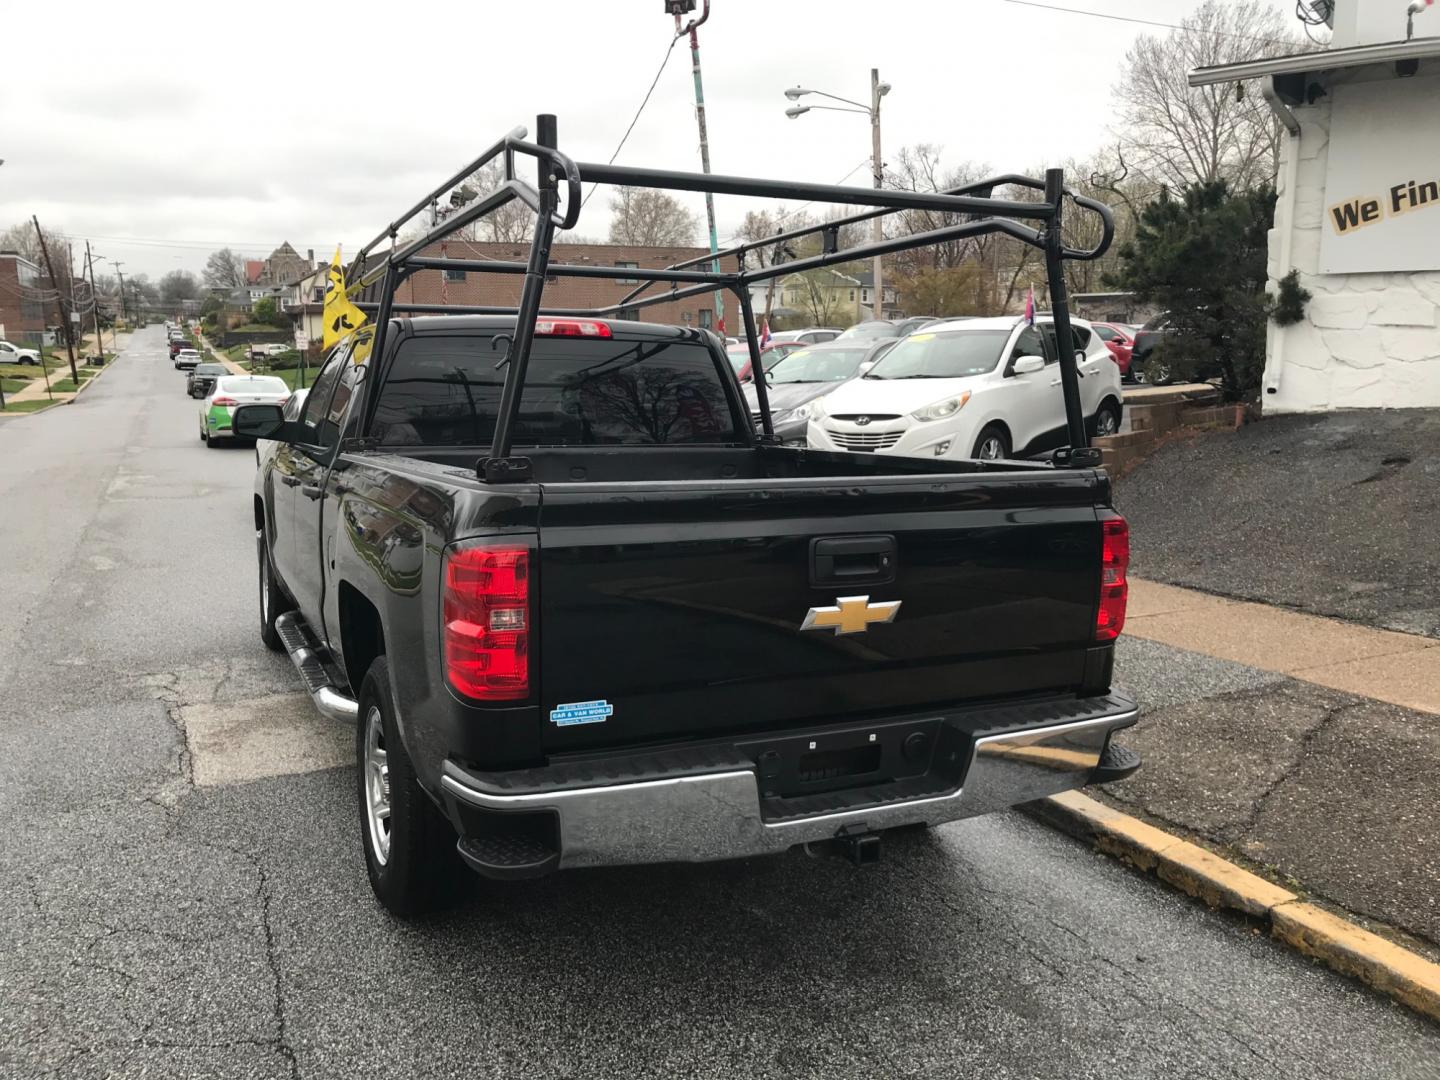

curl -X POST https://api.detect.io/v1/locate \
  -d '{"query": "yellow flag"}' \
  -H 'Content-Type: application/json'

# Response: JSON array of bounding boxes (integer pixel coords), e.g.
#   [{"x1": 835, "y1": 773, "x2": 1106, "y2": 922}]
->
[{"x1": 323, "y1": 247, "x2": 367, "y2": 350}]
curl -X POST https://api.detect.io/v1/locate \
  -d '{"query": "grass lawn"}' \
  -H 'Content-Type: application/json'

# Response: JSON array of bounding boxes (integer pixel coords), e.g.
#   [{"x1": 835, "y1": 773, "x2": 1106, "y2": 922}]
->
[
  {"x1": 0, "y1": 398, "x2": 61, "y2": 414},
  {"x1": 3, "y1": 360, "x2": 61, "y2": 379},
  {"x1": 50, "y1": 379, "x2": 81, "y2": 393},
  {"x1": 1, "y1": 377, "x2": 32, "y2": 393},
  {"x1": 256, "y1": 366, "x2": 320, "y2": 391}
]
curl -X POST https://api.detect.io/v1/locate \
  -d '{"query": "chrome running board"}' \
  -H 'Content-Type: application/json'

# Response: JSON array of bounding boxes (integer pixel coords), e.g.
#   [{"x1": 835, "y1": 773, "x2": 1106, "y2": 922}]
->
[{"x1": 275, "y1": 611, "x2": 358, "y2": 722}]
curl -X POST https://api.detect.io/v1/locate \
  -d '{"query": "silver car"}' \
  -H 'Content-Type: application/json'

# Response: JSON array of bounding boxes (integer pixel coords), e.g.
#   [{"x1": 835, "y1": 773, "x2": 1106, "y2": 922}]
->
[{"x1": 200, "y1": 375, "x2": 291, "y2": 446}]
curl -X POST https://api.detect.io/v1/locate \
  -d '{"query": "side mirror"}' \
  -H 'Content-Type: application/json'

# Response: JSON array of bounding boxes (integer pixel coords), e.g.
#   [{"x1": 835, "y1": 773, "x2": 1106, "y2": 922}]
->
[
  {"x1": 232, "y1": 403, "x2": 287, "y2": 440},
  {"x1": 1011, "y1": 355, "x2": 1045, "y2": 375}
]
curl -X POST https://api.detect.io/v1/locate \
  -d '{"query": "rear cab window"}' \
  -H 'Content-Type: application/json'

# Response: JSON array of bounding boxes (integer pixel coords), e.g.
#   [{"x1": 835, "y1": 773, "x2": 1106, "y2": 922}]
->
[{"x1": 371, "y1": 331, "x2": 743, "y2": 447}]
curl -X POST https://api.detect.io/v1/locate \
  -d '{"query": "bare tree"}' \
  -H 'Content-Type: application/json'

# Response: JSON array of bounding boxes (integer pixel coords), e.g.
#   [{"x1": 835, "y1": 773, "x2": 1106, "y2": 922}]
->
[
  {"x1": 885, "y1": 145, "x2": 995, "y2": 274},
  {"x1": 450, "y1": 160, "x2": 535, "y2": 244},
  {"x1": 203, "y1": 248, "x2": 247, "y2": 289},
  {"x1": 159, "y1": 270, "x2": 200, "y2": 303},
  {"x1": 0, "y1": 221, "x2": 77, "y2": 295},
  {"x1": 608, "y1": 188, "x2": 698, "y2": 247},
  {"x1": 1113, "y1": 1, "x2": 1302, "y2": 192}
]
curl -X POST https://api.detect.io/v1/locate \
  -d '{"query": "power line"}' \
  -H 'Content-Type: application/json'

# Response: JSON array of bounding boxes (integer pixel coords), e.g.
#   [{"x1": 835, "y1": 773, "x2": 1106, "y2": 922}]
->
[
  {"x1": 580, "y1": 30, "x2": 684, "y2": 212},
  {"x1": 998, "y1": 0, "x2": 1301, "y2": 47}
]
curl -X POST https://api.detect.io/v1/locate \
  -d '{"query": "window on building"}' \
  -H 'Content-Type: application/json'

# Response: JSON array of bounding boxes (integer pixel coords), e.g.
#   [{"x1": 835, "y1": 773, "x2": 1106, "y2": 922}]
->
[
  {"x1": 616, "y1": 261, "x2": 639, "y2": 284},
  {"x1": 861, "y1": 289, "x2": 870, "y2": 303},
  {"x1": 698, "y1": 308, "x2": 713, "y2": 329},
  {"x1": 444, "y1": 269, "x2": 467, "y2": 282},
  {"x1": 618, "y1": 306, "x2": 640, "y2": 321},
  {"x1": 849, "y1": 289, "x2": 855, "y2": 301}
]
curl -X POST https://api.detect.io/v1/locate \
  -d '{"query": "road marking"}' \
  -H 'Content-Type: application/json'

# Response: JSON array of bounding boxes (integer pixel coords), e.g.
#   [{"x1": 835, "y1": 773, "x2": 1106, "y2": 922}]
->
[{"x1": 181, "y1": 693, "x2": 351, "y2": 787}]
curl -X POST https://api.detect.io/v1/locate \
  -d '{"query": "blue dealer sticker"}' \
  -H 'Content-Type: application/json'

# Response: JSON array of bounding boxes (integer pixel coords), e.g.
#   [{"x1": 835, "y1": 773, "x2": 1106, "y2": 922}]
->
[{"x1": 549, "y1": 699, "x2": 615, "y2": 727}]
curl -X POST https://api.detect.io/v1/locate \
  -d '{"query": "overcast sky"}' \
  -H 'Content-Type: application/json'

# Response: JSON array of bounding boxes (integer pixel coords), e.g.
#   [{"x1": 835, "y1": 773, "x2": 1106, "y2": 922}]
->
[{"x1": 1, "y1": 0, "x2": 1300, "y2": 281}]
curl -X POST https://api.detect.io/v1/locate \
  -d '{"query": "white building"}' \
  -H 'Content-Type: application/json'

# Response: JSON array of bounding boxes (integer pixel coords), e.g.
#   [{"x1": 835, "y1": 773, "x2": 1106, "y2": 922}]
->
[{"x1": 1191, "y1": 1, "x2": 1440, "y2": 413}]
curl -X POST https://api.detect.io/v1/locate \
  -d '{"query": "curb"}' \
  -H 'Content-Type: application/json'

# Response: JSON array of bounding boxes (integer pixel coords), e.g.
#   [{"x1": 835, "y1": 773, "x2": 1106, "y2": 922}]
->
[{"x1": 1029, "y1": 790, "x2": 1440, "y2": 1022}]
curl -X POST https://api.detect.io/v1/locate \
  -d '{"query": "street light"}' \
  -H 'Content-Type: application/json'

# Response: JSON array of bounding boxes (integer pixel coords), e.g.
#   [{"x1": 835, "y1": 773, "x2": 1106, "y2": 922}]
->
[{"x1": 784, "y1": 69, "x2": 891, "y2": 320}]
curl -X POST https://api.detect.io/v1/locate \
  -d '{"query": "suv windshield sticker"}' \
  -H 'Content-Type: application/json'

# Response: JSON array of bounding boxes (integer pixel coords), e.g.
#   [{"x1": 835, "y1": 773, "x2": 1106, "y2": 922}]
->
[{"x1": 549, "y1": 699, "x2": 615, "y2": 727}]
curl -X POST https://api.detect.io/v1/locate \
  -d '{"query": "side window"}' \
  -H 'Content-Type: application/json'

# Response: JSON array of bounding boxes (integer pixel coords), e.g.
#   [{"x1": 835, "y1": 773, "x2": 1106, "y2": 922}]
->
[
  {"x1": 327, "y1": 358, "x2": 366, "y2": 442},
  {"x1": 298, "y1": 348, "x2": 348, "y2": 442},
  {"x1": 1010, "y1": 326, "x2": 1045, "y2": 363},
  {"x1": 1069, "y1": 326, "x2": 1092, "y2": 353}
]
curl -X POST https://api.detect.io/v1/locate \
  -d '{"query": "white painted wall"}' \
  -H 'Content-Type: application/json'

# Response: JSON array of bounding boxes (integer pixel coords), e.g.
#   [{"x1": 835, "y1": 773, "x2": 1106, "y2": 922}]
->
[
  {"x1": 1332, "y1": 0, "x2": 1425, "y2": 48},
  {"x1": 1263, "y1": 92, "x2": 1440, "y2": 413}
]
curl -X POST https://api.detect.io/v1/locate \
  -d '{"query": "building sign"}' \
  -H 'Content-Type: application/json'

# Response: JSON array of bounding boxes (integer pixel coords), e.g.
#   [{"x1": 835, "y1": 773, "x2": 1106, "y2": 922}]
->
[{"x1": 1320, "y1": 75, "x2": 1440, "y2": 275}]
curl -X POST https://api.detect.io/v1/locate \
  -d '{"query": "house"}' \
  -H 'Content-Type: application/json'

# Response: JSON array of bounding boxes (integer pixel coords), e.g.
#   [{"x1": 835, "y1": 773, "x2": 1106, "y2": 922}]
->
[
  {"x1": 244, "y1": 260, "x2": 264, "y2": 286},
  {"x1": 359, "y1": 240, "x2": 722, "y2": 331},
  {"x1": 0, "y1": 251, "x2": 51, "y2": 349},
  {"x1": 282, "y1": 264, "x2": 329, "y2": 345},
  {"x1": 1190, "y1": 0, "x2": 1440, "y2": 412},
  {"x1": 768, "y1": 268, "x2": 863, "y2": 328},
  {"x1": 852, "y1": 269, "x2": 903, "y2": 320},
  {"x1": 257, "y1": 243, "x2": 313, "y2": 286}
]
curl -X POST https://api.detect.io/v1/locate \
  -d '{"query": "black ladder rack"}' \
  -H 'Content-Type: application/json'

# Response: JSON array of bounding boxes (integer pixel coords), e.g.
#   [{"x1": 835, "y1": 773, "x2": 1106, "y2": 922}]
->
[{"x1": 344, "y1": 114, "x2": 1115, "y2": 480}]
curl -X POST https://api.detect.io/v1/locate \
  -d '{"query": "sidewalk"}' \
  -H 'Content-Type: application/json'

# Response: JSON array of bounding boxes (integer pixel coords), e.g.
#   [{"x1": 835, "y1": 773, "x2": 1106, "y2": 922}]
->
[
  {"x1": 0, "y1": 331, "x2": 129, "y2": 412},
  {"x1": 1106, "y1": 578, "x2": 1440, "y2": 957}
]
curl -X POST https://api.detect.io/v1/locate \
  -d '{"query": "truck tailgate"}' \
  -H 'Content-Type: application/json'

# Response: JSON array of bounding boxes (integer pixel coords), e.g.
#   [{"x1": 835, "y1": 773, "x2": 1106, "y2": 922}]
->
[{"x1": 535, "y1": 471, "x2": 1105, "y2": 751}]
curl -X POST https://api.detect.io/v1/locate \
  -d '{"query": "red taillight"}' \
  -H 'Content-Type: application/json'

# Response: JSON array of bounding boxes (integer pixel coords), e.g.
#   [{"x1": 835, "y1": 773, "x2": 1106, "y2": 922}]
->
[
  {"x1": 1096, "y1": 511, "x2": 1129, "y2": 641},
  {"x1": 535, "y1": 318, "x2": 611, "y2": 338},
  {"x1": 212, "y1": 396, "x2": 238, "y2": 406},
  {"x1": 443, "y1": 545, "x2": 530, "y2": 700}
]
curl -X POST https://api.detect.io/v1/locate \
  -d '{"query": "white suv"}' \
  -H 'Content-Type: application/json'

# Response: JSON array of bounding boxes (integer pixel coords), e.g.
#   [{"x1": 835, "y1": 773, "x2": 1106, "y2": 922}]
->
[{"x1": 806, "y1": 316, "x2": 1123, "y2": 461}]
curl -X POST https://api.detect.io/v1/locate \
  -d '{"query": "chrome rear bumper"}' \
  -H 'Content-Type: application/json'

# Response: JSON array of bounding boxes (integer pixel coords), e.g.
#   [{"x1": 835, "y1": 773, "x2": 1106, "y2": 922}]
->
[{"x1": 440, "y1": 696, "x2": 1137, "y2": 872}]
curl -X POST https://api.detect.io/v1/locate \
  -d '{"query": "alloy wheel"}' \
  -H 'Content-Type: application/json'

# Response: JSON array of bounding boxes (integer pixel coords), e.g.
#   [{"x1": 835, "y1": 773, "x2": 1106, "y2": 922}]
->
[{"x1": 363, "y1": 706, "x2": 392, "y2": 866}]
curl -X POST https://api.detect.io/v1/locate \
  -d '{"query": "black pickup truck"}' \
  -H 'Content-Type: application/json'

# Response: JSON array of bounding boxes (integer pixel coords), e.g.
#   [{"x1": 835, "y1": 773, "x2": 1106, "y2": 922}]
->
[{"x1": 236, "y1": 119, "x2": 1139, "y2": 916}]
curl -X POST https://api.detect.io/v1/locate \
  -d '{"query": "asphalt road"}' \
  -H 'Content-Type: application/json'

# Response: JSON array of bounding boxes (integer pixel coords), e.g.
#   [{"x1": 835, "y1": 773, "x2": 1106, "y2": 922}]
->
[{"x1": 2, "y1": 328, "x2": 1438, "y2": 1079}]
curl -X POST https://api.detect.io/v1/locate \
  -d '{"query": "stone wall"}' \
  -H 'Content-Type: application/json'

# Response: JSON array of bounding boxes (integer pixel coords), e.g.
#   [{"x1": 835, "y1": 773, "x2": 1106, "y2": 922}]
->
[{"x1": 1264, "y1": 99, "x2": 1440, "y2": 413}]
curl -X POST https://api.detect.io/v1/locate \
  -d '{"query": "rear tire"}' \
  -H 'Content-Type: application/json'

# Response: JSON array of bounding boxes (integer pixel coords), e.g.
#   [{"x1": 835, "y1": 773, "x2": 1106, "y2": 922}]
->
[
  {"x1": 1092, "y1": 400, "x2": 1122, "y2": 438},
  {"x1": 971, "y1": 424, "x2": 1011, "y2": 461},
  {"x1": 257, "y1": 525, "x2": 291, "y2": 652},
  {"x1": 1145, "y1": 357, "x2": 1174, "y2": 386},
  {"x1": 357, "y1": 657, "x2": 459, "y2": 918}
]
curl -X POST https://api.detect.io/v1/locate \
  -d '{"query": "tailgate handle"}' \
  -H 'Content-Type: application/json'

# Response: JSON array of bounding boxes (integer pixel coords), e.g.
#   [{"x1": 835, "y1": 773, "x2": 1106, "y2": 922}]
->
[{"x1": 810, "y1": 535, "x2": 896, "y2": 586}]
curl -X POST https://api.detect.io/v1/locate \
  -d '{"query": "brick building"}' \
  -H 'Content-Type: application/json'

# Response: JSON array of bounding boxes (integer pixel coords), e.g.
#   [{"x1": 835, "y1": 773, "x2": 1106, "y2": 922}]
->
[
  {"x1": 374, "y1": 239, "x2": 725, "y2": 330},
  {"x1": 0, "y1": 252, "x2": 51, "y2": 348}
]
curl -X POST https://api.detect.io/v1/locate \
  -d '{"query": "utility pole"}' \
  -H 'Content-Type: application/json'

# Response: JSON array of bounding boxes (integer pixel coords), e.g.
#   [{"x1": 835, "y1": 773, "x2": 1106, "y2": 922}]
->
[
  {"x1": 32, "y1": 215, "x2": 79, "y2": 384},
  {"x1": 869, "y1": 68, "x2": 885, "y2": 322},
  {"x1": 113, "y1": 261, "x2": 128, "y2": 325},
  {"x1": 85, "y1": 242, "x2": 105, "y2": 361},
  {"x1": 670, "y1": 1, "x2": 724, "y2": 336}
]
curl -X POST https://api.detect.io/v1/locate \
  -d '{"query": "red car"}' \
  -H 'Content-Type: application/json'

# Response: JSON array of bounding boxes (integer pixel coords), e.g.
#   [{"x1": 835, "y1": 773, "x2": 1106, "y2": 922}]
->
[
  {"x1": 726, "y1": 340, "x2": 809, "y2": 382},
  {"x1": 1091, "y1": 322, "x2": 1137, "y2": 381}
]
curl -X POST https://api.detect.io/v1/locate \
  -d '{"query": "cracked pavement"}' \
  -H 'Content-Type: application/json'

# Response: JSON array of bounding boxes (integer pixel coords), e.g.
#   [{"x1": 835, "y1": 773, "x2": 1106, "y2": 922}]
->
[{"x1": 2, "y1": 328, "x2": 1438, "y2": 1079}]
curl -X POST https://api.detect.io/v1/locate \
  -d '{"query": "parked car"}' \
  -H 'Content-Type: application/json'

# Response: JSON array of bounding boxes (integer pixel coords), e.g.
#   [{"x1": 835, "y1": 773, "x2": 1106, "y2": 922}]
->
[
  {"x1": 235, "y1": 312, "x2": 1135, "y2": 916},
  {"x1": 768, "y1": 327, "x2": 842, "y2": 345},
  {"x1": 834, "y1": 319, "x2": 902, "y2": 343},
  {"x1": 726, "y1": 340, "x2": 808, "y2": 382},
  {"x1": 265, "y1": 343, "x2": 291, "y2": 357},
  {"x1": 173, "y1": 348, "x2": 203, "y2": 371},
  {"x1": 892, "y1": 316, "x2": 941, "y2": 337},
  {"x1": 199, "y1": 374, "x2": 290, "y2": 445},
  {"x1": 169, "y1": 338, "x2": 193, "y2": 360},
  {"x1": 1090, "y1": 322, "x2": 1137, "y2": 381},
  {"x1": 1130, "y1": 314, "x2": 1173, "y2": 383},
  {"x1": 186, "y1": 362, "x2": 229, "y2": 397},
  {"x1": 743, "y1": 340, "x2": 896, "y2": 445},
  {"x1": 807, "y1": 316, "x2": 1124, "y2": 460},
  {"x1": 0, "y1": 340, "x2": 43, "y2": 366}
]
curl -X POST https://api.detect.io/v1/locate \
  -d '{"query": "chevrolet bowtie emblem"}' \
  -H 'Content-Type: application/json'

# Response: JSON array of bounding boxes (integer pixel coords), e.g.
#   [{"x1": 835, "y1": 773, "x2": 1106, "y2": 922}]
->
[{"x1": 800, "y1": 595, "x2": 902, "y2": 635}]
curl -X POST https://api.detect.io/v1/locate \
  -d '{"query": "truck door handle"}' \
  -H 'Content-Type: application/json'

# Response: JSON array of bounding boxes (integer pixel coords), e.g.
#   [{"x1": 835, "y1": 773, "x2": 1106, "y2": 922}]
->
[
  {"x1": 301, "y1": 484, "x2": 324, "y2": 500},
  {"x1": 810, "y1": 535, "x2": 897, "y2": 586},
  {"x1": 280, "y1": 475, "x2": 300, "y2": 487}
]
